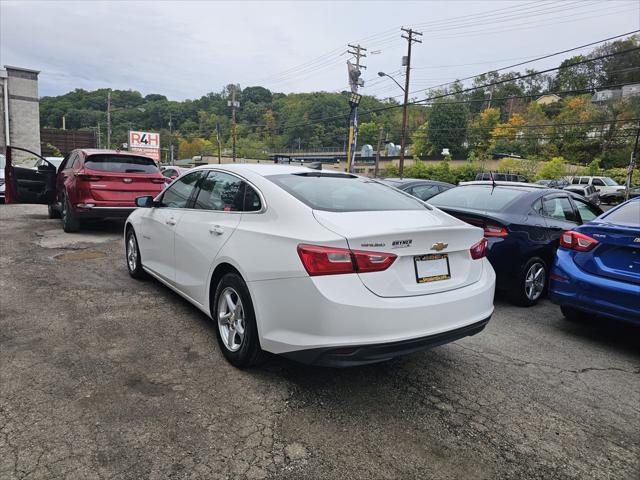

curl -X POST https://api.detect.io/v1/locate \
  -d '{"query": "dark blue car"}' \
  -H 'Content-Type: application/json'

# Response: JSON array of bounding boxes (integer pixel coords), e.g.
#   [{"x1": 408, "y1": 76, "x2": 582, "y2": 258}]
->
[
  {"x1": 549, "y1": 198, "x2": 640, "y2": 324},
  {"x1": 430, "y1": 182, "x2": 603, "y2": 306}
]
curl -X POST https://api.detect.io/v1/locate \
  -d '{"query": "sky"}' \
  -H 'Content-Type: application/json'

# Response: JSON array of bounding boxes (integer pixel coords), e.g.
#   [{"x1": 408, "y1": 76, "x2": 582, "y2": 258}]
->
[{"x1": 1, "y1": 0, "x2": 639, "y2": 101}]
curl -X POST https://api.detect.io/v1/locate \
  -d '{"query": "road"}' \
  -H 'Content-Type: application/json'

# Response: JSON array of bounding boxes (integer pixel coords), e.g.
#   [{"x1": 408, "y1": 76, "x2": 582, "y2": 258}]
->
[{"x1": 1, "y1": 204, "x2": 638, "y2": 480}]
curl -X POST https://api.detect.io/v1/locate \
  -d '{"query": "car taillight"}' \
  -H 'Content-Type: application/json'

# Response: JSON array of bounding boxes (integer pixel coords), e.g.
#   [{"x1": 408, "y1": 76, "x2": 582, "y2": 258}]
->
[
  {"x1": 297, "y1": 244, "x2": 396, "y2": 276},
  {"x1": 470, "y1": 238, "x2": 488, "y2": 260},
  {"x1": 559, "y1": 231, "x2": 598, "y2": 252},
  {"x1": 77, "y1": 173, "x2": 102, "y2": 181},
  {"x1": 151, "y1": 178, "x2": 166, "y2": 184},
  {"x1": 483, "y1": 224, "x2": 508, "y2": 237}
]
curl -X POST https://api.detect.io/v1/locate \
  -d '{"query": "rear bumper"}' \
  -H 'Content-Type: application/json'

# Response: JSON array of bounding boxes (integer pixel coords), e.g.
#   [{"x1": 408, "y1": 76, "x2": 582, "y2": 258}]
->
[
  {"x1": 549, "y1": 250, "x2": 640, "y2": 324},
  {"x1": 248, "y1": 259, "x2": 495, "y2": 360},
  {"x1": 282, "y1": 317, "x2": 490, "y2": 367},
  {"x1": 75, "y1": 206, "x2": 135, "y2": 219}
]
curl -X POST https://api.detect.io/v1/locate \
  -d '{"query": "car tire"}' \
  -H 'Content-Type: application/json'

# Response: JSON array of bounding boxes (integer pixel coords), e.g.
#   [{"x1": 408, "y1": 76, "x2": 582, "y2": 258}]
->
[
  {"x1": 47, "y1": 203, "x2": 61, "y2": 219},
  {"x1": 212, "y1": 272, "x2": 266, "y2": 368},
  {"x1": 511, "y1": 257, "x2": 547, "y2": 307},
  {"x1": 61, "y1": 193, "x2": 80, "y2": 232},
  {"x1": 125, "y1": 228, "x2": 146, "y2": 279}
]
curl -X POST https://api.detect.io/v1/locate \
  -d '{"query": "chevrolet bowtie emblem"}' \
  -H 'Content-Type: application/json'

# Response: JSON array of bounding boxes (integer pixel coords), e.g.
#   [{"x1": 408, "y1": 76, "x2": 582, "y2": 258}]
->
[{"x1": 431, "y1": 242, "x2": 448, "y2": 251}]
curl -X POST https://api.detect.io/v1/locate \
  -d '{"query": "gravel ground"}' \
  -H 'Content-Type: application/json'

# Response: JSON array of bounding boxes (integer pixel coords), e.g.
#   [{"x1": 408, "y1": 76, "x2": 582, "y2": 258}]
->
[{"x1": 1, "y1": 204, "x2": 638, "y2": 480}]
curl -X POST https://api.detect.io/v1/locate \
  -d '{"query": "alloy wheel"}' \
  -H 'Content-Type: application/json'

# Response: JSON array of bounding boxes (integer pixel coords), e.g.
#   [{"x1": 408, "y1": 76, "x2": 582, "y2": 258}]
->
[
  {"x1": 217, "y1": 287, "x2": 245, "y2": 352},
  {"x1": 126, "y1": 234, "x2": 137, "y2": 272},
  {"x1": 524, "y1": 262, "x2": 545, "y2": 301}
]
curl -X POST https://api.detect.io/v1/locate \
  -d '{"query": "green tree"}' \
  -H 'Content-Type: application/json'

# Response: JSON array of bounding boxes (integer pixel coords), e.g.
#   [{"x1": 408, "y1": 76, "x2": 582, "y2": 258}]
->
[{"x1": 427, "y1": 100, "x2": 468, "y2": 156}]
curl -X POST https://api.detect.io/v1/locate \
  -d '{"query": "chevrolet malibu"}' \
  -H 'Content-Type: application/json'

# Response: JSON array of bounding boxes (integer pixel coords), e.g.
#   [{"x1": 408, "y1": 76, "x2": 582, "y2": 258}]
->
[{"x1": 125, "y1": 164, "x2": 496, "y2": 367}]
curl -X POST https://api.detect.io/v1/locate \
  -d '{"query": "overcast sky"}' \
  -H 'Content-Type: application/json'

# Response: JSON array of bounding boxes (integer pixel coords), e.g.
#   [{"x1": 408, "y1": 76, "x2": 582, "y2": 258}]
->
[{"x1": 1, "y1": 0, "x2": 638, "y2": 101}]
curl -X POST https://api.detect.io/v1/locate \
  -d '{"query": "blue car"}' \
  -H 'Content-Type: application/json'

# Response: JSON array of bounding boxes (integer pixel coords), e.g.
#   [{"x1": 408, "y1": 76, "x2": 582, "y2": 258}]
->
[{"x1": 549, "y1": 198, "x2": 640, "y2": 324}]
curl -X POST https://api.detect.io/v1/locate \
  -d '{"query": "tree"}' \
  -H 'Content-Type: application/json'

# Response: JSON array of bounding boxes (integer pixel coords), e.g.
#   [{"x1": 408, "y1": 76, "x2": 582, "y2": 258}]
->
[
  {"x1": 468, "y1": 108, "x2": 500, "y2": 156},
  {"x1": 178, "y1": 137, "x2": 211, "y2": 158},
  {"x1": 427, "y1": 100, "x2": 468, "y2": 156},
  {"x1": 411, "y1": 122, "x2": 430, "y2": 157},
  {"x1": 537, "y1": 156, "x2": 567, "y2": 180}
]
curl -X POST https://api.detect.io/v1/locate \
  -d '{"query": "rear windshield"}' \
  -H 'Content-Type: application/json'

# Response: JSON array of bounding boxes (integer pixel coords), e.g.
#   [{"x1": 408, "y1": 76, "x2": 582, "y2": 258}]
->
[
  {"x1": 85, "y1": 154, "x2": 159, "y2": 174},
  {"x1": 600, "y1": 201, "x2": 640, "y2": 227},
  {"x1": 430, "y1": 185, "x2": 526, "y2": 212},
  {"x1": 267, "y1": 173, "x2": 427, "y2": 212}
]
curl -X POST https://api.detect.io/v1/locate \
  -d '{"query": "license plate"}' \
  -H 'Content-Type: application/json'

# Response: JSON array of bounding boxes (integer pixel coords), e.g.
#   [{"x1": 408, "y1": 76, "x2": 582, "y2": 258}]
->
[{"x1": 414, "y1": 254, "x2": 451, "y2": 283}]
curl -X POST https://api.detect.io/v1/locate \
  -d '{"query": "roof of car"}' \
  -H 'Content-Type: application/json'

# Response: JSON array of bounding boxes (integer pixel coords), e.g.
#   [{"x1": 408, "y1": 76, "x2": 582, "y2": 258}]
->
[
  {"x1": 380, "y1": 178, "x2": 454, "y2": 187},
  {"x1": 459, "y1": 181, "x2": 546, "y2": 189},
  {"x1": 191, "y1": 163, "x2": 319, "y2": 176},
  {"x1": 79, "y1": 148, "x2": 153, "y2": 157}
]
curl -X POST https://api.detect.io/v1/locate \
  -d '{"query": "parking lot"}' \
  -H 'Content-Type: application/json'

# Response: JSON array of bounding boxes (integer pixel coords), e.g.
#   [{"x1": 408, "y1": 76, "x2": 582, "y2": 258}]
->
[{"x1": 0, "y1": 203, "x2": 638, "y2": 479}]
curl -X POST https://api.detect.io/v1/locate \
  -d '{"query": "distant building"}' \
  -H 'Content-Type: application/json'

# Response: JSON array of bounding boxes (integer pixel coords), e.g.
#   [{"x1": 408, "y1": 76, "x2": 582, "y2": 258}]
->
[
  {"x1": 621, "y1": 83, "x2": 640, "y2": 98},
  {"x1": 0, "y1": 65, "x2": 41, "y2": 155},
  {"x1": 535, "y1": 94, "x2": 561, "y2": 105}
]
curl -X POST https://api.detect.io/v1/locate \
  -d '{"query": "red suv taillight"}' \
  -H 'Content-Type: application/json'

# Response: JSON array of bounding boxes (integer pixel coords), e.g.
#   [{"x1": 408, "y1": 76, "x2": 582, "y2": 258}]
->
[
  {"x1": 297, "y1": 244, "x2": 396, "y2": 276},
  {"x1": 151, "y1": 178, "x2": 166, "y2": 184},
  {"x1": 76, "y1": 173, "x2": 102, "y2": 182},
  {"x1": 559, "y1": 231, "x2": 599, "y2": 252},
  {"x1": 470, "y1": 238, "x2": 488, "y2": 259}
]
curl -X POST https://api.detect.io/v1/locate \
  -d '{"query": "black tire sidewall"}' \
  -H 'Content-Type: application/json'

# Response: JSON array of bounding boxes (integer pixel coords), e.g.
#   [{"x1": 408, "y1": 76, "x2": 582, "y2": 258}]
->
[
  {"x1": 513, "y1": 257, "x2": 547, "y2": 307},
  {"x1": 62, "y1": 193, "x2": 79, "y2": 232},
  {"x1": 212, "y1": 272, "x2": 263, "y2": 368}
]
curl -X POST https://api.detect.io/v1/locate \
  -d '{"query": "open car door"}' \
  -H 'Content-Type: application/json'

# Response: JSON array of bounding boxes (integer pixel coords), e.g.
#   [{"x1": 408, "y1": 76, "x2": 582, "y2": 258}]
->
[{"x1": 4, "y1": 146, "x2": 57, "y2": 204}]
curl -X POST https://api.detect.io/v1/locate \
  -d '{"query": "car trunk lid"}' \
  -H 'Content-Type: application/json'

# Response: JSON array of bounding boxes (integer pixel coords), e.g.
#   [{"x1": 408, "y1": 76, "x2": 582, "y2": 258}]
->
[
  {"x1": 313, "y1": 209, "x2": 485, "y2": 297},
  {"x1": 81, "y1": 169, "x2": 164, "y2": 202},
  {"x1": 574, "y1": 224, "x2": 640, "y2": 285}
]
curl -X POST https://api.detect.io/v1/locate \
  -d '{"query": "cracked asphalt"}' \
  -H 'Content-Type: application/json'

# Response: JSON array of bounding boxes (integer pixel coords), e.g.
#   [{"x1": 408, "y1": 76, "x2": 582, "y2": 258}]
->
[{"x1": 1, "y1": 204, "x2": 639, "y2": 480}]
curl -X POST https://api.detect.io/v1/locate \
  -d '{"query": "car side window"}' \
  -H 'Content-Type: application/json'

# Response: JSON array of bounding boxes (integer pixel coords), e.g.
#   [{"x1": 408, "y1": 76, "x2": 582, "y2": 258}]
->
[
  {"x1": 579, "y1": 177, "x2": 589, "y2": 185},
  {"x1": 571, "y1": 177, "x2": 580, "y2": 185},
  {"x1": 66, "y1": 153, "x2": 78, "y2": 170},
  {"x1": 242, "y1": 183, "x2": 262, "y2": 212},
  {"x1": 162, "y1": 169, "x2": 175, "y2": 178},
  {"x1": 161, "y1": 171, "x2": 206, "y2": 208},
  {"x1": 542, "y1": 196, "x2": 578, "y2": 222},
  {"x1": 193, "y1": 171, "x2": 244, "y2": 211},
  {"x1": 592, "y1": 178, "x2": 605, "y2": 186},
  {"x1": 574, "y1": 199, "x2": 600, "y2": 224}
]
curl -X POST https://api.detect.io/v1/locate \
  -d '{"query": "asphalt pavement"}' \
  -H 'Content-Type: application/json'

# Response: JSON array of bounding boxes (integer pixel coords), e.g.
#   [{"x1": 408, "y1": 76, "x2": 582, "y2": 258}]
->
[{"x1": 1, "y1": 204, "x2": 638, "y2": 480}]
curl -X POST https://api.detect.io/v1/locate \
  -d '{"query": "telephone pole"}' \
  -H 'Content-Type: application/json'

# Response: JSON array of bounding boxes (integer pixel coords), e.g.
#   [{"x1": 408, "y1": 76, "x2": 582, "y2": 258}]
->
[
  {"x1": 216, "y1": 123, "x2": 222, "y2": 164},
  {"x1": 624, "y1": 120, "x2": 639, "y2": 201},
  {"x1": 346, "y1": 43, "x2": 366, "y2": 172},
  {"x1": 228, "y1": 86, "x2": 240, "y2": 162},
  {"x1": 106, "y1": 90, "x2": 112, "y2": 149},
  {"x1": 169, "y1": 112, "x2": 174, "y2": 166},
  {"x1": 374, "y1": 126, "x2": 384, "y2": 178},
  {"x1": 399, "y1": 27, "x2": 422, "y2": 177}
]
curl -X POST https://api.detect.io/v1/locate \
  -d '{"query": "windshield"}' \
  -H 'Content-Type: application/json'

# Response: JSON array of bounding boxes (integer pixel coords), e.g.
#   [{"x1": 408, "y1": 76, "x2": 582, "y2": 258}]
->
[
  {"x1": 602, "y1": 177, "x2": 619, "y2": 186},
  {"x1": 430, "y1": 185, "x2": 527, "y2": 212},
  {"x1": 268, "y1": 173, "x2": 427, "y2": 212},
  {"x1": 85, "y1": 154, "x2": 159, "y2": 174}
]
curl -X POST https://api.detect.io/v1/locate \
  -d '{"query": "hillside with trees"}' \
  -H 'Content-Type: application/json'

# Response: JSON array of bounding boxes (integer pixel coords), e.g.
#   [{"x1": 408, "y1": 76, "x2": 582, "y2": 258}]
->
[{"x1": 39, "y1": 35, "x2": 639, "y2": 172}]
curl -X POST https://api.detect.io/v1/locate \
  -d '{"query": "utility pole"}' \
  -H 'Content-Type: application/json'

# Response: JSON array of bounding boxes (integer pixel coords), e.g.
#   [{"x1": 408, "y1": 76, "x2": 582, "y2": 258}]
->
[
  {"x1": 216, "y1": 123, "x2": 222, "y2": 164},
  {"x1": 169, "y1": 112, "x2": 174, "y2": 166},
  {"x1": 374, "y1": 126, "x2": 384, "y2": 178},
  {"x1": 346, "y1": 43, "x2": 366, "y2": 172},
  {"x1": 106, "y1": 90, "x2": 112, "y2": 149},
  {"x1": 228, "y1": 86, "x2": 240, "y2": 162},
  {"x1": 399, "y1": 27, "x2": 422, "y2": 177},
  {"x1": 624, "y1": 120, "x2": 639, "y2": 201}
]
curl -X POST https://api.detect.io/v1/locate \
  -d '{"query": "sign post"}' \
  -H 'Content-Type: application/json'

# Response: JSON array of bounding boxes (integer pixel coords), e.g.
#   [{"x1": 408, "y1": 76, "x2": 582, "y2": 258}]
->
[{"x1": 128, "y1": 131, "x2": 161, "y2": 163}]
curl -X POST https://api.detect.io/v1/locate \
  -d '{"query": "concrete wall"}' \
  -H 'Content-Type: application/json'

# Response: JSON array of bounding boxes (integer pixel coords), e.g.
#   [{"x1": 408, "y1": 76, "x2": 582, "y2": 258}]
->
[{"x1": 0, "y1": 66, "x2": 41, "y2": 159}]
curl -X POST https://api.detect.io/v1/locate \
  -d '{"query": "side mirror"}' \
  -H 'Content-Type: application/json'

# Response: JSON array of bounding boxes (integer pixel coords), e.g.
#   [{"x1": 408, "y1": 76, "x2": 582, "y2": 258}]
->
[
  {"x1": 37, "y1": 163, "x2": 55, "y2": 172},
  {"x1": 170, "y1": 175, "x2": 177, "y2": 180},
  {"x1": 135, "y1": 195, "x2": 156, "y2": 208}
]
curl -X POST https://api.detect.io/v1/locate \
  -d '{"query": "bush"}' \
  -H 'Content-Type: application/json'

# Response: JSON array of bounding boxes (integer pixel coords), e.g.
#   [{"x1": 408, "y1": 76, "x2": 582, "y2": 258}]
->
[
  {"x1": 537, "y1": 156, "x2": 567, "y2": 180},
  {"x1": 381, "y1": 164, "x2": 399, "y2": 177},
  {"x1": 603, "y1": 167, "x2": 638, "y2": 187}
]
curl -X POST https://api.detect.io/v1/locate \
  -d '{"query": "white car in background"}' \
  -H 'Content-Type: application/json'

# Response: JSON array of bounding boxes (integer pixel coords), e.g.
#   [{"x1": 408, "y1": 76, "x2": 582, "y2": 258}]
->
[
  {"x1": 124, "y1": 164, "x2": 495, "y2": 367},
  {"x1": 569, "y1": 176, "x2": 626, "y2": 203}
]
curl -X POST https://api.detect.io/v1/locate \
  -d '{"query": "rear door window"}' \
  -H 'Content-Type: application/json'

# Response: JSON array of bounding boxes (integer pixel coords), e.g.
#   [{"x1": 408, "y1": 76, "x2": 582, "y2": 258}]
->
[
  {"x1": 579, "y1": 177, "x2": 589, "y2": 185},
  {"x1": 85, "y1": 154, "x2": 159, "y2": 174},
  {"x1": 542, "y1": 195, "x2": 578, "y2": 222},
  {"x1": 161, "y1": 171, "x2": 206, "y2": 208},
  {"x1": 193, "y1": 171, "x2": 244, "y2": 211},
  {"x1": 574, "y1": 199, "x2": 600, "y2": 223},
  {"x1": 268, "y1": 173, "x2": 426, "y2": 212}
]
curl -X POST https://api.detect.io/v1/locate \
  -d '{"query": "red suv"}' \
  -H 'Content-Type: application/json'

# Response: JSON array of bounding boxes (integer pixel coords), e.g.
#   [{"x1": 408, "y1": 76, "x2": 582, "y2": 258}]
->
[{"x1": 4, "y1": 146, "x2": 165, "y2": 232}]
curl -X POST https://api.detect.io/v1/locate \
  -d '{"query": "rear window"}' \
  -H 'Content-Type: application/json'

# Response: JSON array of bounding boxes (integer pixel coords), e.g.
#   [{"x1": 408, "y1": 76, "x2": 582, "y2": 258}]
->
[
  {"x1": 601, "y1": 201, "x2": 640, "y2": 227},
  {"x1": 430, "y1": 185, "x2": 526, "y2": 212},
  {"x1": 268, "y1": 173, "x2": 427, "y2": 212},
  {"x1": 85, "y1": 154, "x2": 159, "y2": 174}
]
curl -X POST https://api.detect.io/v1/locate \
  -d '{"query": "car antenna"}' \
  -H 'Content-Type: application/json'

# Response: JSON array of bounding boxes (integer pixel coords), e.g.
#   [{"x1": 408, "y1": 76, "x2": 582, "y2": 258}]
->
[{"x1": 490, "y1": 171, "x2": 496, "y2": 191}]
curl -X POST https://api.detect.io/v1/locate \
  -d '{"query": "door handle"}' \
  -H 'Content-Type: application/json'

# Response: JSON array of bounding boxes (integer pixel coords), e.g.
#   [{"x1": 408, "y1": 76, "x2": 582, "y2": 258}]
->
[
  {"x1": 165, "y1": 218, "x2": 177, "y2": 226},
  {"x1": 209, "y1": 225, "x2": 224, "y2": 235}
]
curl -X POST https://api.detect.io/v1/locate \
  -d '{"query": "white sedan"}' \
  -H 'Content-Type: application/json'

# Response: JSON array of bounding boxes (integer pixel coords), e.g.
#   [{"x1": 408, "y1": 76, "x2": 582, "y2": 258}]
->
[{"x1": 124, "y1": 164, "x2": 495, "y2": 367}]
